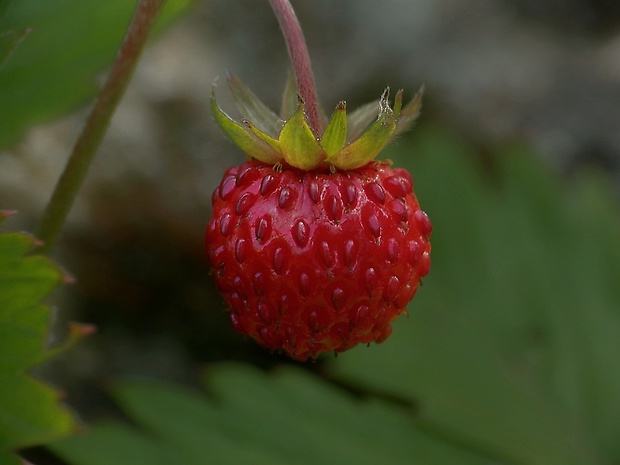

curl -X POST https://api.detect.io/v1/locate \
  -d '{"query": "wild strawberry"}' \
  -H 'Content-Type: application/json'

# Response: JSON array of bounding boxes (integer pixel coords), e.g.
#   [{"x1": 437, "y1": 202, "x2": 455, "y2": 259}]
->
[
  {"x1": 206, "y1": 77, "x2": 431, "y2": 361},
  {"x1": 206, "y1": 0, "x2": 430, "y2": 361}
]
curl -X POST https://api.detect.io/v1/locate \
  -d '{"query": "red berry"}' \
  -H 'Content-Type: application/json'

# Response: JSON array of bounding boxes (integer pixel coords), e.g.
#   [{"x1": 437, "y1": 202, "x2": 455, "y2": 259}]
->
[
  {"x1": 207, "y1": 73, "x2": 429, "y2": 360},
  {"x1": 206, "y1": 160, "x2": 431, "y2": 361}
]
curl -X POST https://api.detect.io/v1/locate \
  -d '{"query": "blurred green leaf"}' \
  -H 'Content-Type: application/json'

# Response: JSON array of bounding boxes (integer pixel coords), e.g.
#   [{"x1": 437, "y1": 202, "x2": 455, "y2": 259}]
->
[
  {"x1": 0, "y1": 212, "x2": 78, "y2": 459},
  {"x1": 0, "y1": 0, "x2": 12, "y2": 20},
  {"x1": 52, "y1": 363, "x2": 491, "y2": 465},
  {"x1": 0, "y1": 0, "x2": 191, "y2": 149},
  {"x1": 332, "y1": 126, "x2": 620, "y2": 465},
  {"x1": 0, "y1": 0, "x2": 29, "y2": 71},
  {"x1": 0, "y1": 450, "x2": 21, "y2": 465},
  {"x1": 0, "y1": 28, "x2": 29, "y2": 68},
  {"x1": 227, "y1": 73, "x2": 284, "y2": 138}
]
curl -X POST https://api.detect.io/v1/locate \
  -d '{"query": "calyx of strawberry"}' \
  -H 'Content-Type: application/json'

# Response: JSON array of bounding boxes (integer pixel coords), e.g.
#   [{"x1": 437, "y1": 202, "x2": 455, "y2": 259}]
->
[{"x1": 211, "y1": 74, "x2": 424, "y2": 171}]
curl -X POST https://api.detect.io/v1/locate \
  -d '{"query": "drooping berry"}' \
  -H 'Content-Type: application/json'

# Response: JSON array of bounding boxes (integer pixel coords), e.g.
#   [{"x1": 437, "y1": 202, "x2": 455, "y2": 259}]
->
[
  {"x1": 207, "y1": 156, "x2": 431, "y2": 361},
  {"x1": 206, "y1": 1, "x2": 430, "y2": 361}
]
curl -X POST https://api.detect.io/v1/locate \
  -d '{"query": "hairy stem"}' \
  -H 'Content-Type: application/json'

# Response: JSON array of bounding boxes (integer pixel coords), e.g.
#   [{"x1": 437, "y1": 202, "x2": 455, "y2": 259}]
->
[
  {"x1": 268, "y1": 0, "x2": 322, "y2": 135},
  {"x1": 36, "y1": 0, "x2": 166, "y2": 254}
]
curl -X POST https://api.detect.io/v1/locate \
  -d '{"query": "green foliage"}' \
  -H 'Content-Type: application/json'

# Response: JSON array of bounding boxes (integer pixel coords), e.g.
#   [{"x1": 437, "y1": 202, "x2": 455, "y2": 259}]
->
[
  {"x1": 0, "y1": 450, "x2": 22, "y2": 465},
  {"x1": 48, "y1": 126, "x2": 620, "y2": 464},
  {"x1": 0, "y1": 212, "x2": 78, "y2": 460},
  {"x1": 0, "y1": 0, "x2": 192, "y2": 149},
  {"x1": 0, "y1": 28, "x2": 29, "y2": 69},
  {"x1": 52, "y1": 363, "x2": 490, "y2": 465}
]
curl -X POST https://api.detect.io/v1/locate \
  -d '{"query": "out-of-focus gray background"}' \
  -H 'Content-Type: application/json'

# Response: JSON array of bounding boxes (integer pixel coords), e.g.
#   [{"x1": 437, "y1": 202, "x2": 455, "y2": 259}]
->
[{"x1": 5, "y1": 0, "x2": 620, "y2": 220}]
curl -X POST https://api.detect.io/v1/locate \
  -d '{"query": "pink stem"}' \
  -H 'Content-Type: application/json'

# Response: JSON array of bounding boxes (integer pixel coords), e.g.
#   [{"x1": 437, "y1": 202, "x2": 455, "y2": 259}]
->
[{"x1": 268, "y1": 0, "x2": 323, "y2": 135}]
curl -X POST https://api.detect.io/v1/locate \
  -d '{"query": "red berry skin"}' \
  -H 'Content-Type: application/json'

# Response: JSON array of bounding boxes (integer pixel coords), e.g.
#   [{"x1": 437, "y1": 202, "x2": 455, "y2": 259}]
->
[{"x1": 206, "y1": 160, "x2": 431, "y2": 361}]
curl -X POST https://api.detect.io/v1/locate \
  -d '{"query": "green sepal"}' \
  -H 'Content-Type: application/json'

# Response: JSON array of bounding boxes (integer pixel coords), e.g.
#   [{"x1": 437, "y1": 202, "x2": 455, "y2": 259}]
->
[
  {"x1": 393, "y1": 89, "x2": 404, "y2": 117},
  {"x1": 227, "y1": 73, "x2": 283, "y2": 138},
  {"x1": 320, "y1": 101, "x2": 347, "y2": 157},
  {"x1": 278, "y1": 101, "x2": 325, "y2": 169},
  {"x1": 395, "y1": 85, "x2": 424, "y2": 135},
  {"x1": 211, "y1": 75, "x2": 423, "y2": 170},
  {"x1": 346, "y1": 98, "x2": 381, "y2": 142},
  {"x1": 210, "y1": 87, "x2": 282, "y2": 164},
  {"x1": 328, "y1": 88, "x2": 396, "y2": 170},
  {"x1": 280, "y1": 71, "x2": 298, "y2": 120},
  {"x1": 244, "y1": 119, "x2": 282, "y2": 154}
]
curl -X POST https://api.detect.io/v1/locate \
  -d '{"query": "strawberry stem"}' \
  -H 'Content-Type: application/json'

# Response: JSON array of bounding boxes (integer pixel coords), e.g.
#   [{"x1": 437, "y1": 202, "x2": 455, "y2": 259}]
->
[
  {"x1": 36, "y1": 0, "x2": 166, "y2": 254},
  {"x1": 268, "y1": 0, "x2": 323, "y2": 136}
]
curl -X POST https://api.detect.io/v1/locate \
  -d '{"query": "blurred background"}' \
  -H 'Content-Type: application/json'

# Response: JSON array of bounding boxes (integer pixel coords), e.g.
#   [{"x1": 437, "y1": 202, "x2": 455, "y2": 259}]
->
[
  {"x1": 1, "y1": 0, "x2": 619, "y2": 407},
  {"x1": 1, "y1": 0, "x2": 620, "y2": 463},
  {"x1": 4, "y1": 0, "x2": 620, "y2": 218}
]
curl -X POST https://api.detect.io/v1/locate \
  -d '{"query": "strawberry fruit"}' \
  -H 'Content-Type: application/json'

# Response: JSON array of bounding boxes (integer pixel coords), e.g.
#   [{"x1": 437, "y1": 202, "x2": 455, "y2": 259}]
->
[{"x1": 206, "y1": 77, "x2": 431, "y2": 361}]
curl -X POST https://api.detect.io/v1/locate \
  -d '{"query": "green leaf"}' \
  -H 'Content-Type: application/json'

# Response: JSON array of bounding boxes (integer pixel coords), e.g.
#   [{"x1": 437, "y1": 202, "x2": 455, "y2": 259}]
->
[
  {"x1": 0, "y1": 0, "x2": 191, "y2": 149},
  {"x1": 0, "y1": 0, "x2": 12, "y2": 20},
  {"x1": 320, "y1": 101, "x2": 347, "y2": 157},
  {"x1": 0, "y1": 450, "x2": 22, "y2": 465},
  {"x1": 279, "y1": 101, "x2": 324, "y2": 170},
  {"x1": 50, "y1": 423, "x2": 182, "y2": 465},
  {"x1": 0, "y1": 212, "x2": 79, "y2": 458},
  {"x1": 332, "y1": 126, "x2": 619, "y2": 465},
  {"x1": 52, "y1": 363, "x2": 491, "y2": 465},
  {"x1": 0, "y1": 27, "x2": 30, "y2": 69}
]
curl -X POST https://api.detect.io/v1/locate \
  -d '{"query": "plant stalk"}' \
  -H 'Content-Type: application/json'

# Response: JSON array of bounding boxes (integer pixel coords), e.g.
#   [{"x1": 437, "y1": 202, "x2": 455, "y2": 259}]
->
[
  {"x1": 268, "y1": 0, "x2": 322, "y2": 135},
  {"x1": 36, "y1": 0, "x2": 166, "y2": 254}
]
